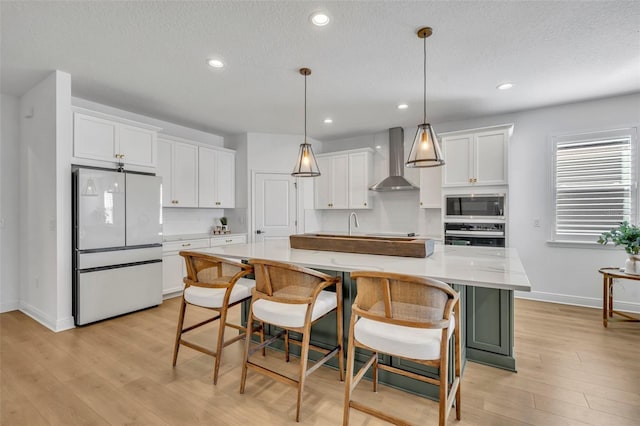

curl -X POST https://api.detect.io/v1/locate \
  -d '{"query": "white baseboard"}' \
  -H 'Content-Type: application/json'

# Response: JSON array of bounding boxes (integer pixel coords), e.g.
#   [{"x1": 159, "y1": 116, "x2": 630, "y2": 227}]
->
[
  {"x1": 19, "y1": 301, "x2": 76, "y2": 332},
  {"x1": 0, "y1": 300, "x2": 19, "y2": 313},
  {"x1": 515, "y1": 290, "x2": 640, "y2": 314},
  {"x1": 55, "y1": 316, "x2": 75, "y2": 332}
]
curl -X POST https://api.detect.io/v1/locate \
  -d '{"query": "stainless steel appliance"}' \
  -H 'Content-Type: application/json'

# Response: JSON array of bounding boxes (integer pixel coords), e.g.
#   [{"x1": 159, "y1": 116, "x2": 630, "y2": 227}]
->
[
  {"x1": 445, "y1": 194, "x2": 505, "y2": 220},
  {"x1": 369, "y1": 127, "x2": 419, "y2": 191},
  {"x1": 72, "y1": 167, "x2": 162, "y2": 326},
  {"x1": 444, "y1": 222, "x2": 505, "y2": 247}
]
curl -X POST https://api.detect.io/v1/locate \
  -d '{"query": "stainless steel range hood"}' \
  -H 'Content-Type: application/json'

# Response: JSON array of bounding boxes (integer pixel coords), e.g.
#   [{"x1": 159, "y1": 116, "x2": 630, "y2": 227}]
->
[{"x1": 369, "y1": 127, "x2": 419, "y2": 191}]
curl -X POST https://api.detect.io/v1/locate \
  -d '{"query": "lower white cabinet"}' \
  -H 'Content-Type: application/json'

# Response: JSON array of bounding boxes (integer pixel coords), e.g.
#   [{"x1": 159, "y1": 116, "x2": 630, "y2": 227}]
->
[{"x1": 162, "y1": 234, "x2": 247, "y2": 297}]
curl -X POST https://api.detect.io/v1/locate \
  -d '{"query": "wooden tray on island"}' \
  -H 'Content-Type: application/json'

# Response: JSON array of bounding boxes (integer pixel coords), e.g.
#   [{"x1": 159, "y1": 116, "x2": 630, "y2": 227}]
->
[{"x1": 289, "y1": 234, "x2": 434, "y2": 258}]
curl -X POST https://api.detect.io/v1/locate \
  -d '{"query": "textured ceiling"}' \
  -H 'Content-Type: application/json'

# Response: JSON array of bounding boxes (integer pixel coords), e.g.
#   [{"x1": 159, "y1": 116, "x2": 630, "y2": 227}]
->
[{"x1": 2, "y1": 1, "x2": 639, "y2": 141}]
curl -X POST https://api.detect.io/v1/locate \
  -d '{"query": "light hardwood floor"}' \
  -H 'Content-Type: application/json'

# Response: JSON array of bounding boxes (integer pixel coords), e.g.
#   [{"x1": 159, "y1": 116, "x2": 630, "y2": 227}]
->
[{"x1": 2, "y1": 298, "x2": 639, "y2": 425}]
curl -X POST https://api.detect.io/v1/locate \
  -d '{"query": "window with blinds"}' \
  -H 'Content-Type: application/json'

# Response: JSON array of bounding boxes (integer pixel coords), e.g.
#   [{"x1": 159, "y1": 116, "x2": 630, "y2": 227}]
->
[{"x1": 553, "y1": 128, "x2": 638, "y2": 242}]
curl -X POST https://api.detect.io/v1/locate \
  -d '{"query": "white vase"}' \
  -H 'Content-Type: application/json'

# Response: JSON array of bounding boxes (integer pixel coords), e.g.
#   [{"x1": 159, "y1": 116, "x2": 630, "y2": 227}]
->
[{"x1": 625, "y1": 255, "x2": 640, "y2": 275}]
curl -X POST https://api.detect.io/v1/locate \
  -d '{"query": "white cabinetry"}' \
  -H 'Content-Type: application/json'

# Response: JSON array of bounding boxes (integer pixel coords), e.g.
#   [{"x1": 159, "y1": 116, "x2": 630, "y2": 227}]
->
[
  {"x1": 198, "y1": 146, "x2": 235, "y2": 208},
  {"x1": 72, "y1": 108, "x2": 160, "y2": 169},
  {"x1": 315, "y1": 148, "x2": 373, "y2": 209},
  {"x1": 419, "y1": 167, "x2": 442, "y2": 208},
  {"x1": 157, "y1": 137, "x2": 199, "y2": 207},
  {"x1": 162, "y1": 234, "x2": 247, "y2": 296},
  {"x1": 441, "y1": 126, "x2": 510, "y2": 187}
]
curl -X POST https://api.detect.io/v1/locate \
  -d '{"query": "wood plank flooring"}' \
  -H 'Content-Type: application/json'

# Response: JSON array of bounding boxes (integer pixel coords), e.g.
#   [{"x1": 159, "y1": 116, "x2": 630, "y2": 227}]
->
[{"x1": 1, "y1": 298, "x2": 639, "y2": 425}]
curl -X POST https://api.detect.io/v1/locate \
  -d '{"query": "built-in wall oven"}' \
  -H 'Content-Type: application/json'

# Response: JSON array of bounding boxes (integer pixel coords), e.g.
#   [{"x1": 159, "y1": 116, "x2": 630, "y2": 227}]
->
[
  {"x1": 444, "y1": 222, "x2": 506, "y2": 247},
  {"x1": 445, "y1": 194, "x2": 505, "y2": 220}
]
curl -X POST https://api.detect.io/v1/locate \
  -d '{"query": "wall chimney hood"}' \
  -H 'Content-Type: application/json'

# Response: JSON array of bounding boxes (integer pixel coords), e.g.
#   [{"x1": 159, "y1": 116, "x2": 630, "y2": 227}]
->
[{"x1": 369, "y1": 127, "x2": 419, "y2": 191}]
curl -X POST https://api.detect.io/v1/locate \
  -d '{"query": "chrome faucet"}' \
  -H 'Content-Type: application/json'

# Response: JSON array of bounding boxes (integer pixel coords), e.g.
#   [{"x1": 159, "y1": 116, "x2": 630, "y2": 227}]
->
[{"x1": 348, "y1": 212, "x2": 360, "y2": 236}]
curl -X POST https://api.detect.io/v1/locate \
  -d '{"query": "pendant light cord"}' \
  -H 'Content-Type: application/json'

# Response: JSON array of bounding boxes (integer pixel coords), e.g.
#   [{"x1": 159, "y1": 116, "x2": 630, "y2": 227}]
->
[
  {"x1": 304, "y1": 73, "x2": 308, "y2": 143},
  {"x1": 423, "y1": 34, "x2": 427, "y2": 124}
]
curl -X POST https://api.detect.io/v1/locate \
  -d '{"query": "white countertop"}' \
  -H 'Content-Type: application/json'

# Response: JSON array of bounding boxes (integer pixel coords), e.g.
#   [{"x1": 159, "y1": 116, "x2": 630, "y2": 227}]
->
[
  {"x1": 199, "y1": 240, "x2": 531, "y2": 292},
  {"x1": 163, "y1": 232, "x2": 246, "y2": 242}
]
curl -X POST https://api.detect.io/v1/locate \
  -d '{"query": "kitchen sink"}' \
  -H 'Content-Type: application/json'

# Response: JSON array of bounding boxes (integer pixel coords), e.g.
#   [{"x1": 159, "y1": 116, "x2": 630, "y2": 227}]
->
[{"x1": 289, "y1": 233, "x2": 434, "y2": 258}]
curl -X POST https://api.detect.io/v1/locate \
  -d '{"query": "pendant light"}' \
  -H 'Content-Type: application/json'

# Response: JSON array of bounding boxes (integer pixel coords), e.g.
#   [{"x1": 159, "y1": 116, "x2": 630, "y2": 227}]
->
[
  {"x1": 406, "y1": 27, "x2": 445, "y2": 168},
  {"x1": 292, "y1": 67, "x2": 321, "y2": 177}
]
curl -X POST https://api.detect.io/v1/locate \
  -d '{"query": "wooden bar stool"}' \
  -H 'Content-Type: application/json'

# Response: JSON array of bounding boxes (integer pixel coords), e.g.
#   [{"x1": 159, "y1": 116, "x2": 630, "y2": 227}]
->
[
  {"x1": 343, "y1": 271, "x2": 461, "y2": 426},
  {"x1": 240, "y1": 258, "x2": 344, "y2": 422},
  {"x1": 172, "y1": 251, "x2": 258, "y2": 384}
]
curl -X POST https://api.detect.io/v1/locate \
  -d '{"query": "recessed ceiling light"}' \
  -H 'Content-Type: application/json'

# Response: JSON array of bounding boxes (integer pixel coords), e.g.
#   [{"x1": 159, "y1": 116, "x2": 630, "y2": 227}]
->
[
  {"x1": 397, "y1": 104, "x2": 409, "y2": 110},
  {"x1": 207, "y1": 59, "x2": 224, "y2": 69},
  {"x1": 324, "y1": 118, "x2": 333, "y2": 124},
  {"x1": 497, "y1": 82, "x2": 514, "y2": 90},
  {"x1": 310, "y1": 12, "x2": 330, "y2": 26}
]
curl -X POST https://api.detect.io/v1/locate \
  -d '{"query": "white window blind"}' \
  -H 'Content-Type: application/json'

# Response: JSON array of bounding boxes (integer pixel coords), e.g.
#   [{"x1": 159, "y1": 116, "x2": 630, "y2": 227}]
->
[{"x1": 553, "y1": 128, "x2": 638, "y2": 242}]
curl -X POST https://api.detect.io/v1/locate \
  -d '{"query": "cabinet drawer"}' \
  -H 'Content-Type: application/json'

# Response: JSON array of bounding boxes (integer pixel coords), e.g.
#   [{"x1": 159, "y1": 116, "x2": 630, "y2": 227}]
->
[
  {"x1": 163, "y1": 238, "x2": 210, "y2": 253},
  {"x1": 210, "y1": 235, "x2": 247, "y2": 247}
]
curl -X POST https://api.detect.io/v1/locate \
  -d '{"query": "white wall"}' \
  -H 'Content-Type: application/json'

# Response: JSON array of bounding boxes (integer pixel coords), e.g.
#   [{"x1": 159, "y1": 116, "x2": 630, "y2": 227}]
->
[
  {"x1": 1, "y1": 94, "x2": 21, "y2": 312},
  {"x1": 19, "y1": 71, "x2": 74, "y2": 330},
  {"x1": 225, "y1": 133, "x2": 248, "y2": 234},
  {"x1": 319, "y1": 93, "x2": 640, "y2": 312}
]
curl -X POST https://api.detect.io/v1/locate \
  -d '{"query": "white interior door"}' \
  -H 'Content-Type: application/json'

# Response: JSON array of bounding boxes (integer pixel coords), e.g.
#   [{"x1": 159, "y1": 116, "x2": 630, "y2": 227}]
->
[{"x1": 253, "y1": 172, "x2": 297, "y2": 242}]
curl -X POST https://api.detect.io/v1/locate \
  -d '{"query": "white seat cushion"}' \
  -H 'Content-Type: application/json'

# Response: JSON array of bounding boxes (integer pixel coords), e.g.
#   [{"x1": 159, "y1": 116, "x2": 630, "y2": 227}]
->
[
  {"x1": 252, "y1": 290, "x2": 337, "y2": 328},
  {"x1": 184, "y1": 277, "x2": 255, "y2": 309},
  {"x1": 354, "y1": 315, "x2": 455, "y2": 361}
]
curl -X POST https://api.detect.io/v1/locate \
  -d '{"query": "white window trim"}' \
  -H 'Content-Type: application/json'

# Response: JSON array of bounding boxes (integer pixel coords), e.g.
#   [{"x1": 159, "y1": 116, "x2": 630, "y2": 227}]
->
[{"x1": 549, "y1": 126, "x2": 639, "y2": 246}]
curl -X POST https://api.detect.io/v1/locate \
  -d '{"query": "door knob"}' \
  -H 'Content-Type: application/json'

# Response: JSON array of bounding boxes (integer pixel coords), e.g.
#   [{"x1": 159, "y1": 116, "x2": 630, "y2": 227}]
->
[{"x1": 256, "y1": 230, "x2": 265, "y2": 234}]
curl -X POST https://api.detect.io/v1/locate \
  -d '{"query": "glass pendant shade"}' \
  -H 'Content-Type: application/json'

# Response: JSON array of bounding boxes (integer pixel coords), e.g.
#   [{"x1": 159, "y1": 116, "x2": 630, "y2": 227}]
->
[
  {"x1": 406, "y1": 123, "x2": 444, "y2": 167},
  {"x1": 292, "y1": 142, "x2": 321, "y2": 177}
]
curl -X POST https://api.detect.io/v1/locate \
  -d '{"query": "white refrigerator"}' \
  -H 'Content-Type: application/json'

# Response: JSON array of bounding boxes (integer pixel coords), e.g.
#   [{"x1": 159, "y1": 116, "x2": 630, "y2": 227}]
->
[{"x1": 73, "y1": 167, "x2": 163, "y2": 325}]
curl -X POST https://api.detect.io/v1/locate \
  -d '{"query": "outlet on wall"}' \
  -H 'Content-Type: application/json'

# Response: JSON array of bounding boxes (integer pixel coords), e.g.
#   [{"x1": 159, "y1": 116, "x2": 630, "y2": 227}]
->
[{"x1": 533, "y1": 218, "x2": 541, "y2": 228}]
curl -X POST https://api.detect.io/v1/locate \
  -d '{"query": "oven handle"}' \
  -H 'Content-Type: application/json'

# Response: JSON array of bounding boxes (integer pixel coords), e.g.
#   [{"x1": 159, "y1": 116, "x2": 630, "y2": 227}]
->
[{"x1": 445, "y1": 230, "x2": 505, "y2": 237}]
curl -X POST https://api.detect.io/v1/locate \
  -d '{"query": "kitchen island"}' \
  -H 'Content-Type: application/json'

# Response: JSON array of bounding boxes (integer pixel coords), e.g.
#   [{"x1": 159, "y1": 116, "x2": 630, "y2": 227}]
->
[{"x1": 198, "y1": 239, "x2": 530, "y2": 399}]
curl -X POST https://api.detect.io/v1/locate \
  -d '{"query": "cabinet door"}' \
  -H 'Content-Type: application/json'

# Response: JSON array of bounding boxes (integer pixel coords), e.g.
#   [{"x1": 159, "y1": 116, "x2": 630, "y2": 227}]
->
[
  {"x1": 74, "y1": 113, "x2": 117, "y2": 162},
  {"x1": 314, "y1": 156, "x2": 333, "y2": 209},
  {"x1": 157, "y1": 139, "x2": 173, "y2": 207},
  {"x1": 198, "y1": 146, "x2": 217, "y2": 208},
  {"x1": 442, "y1": 135, "x2": 473, "y2": 187},
  {"x1": 162, "y1": 254, "x2": 185, "y2": 295},
  {"x1": 419, "y1": 166, "x2": 442, "y2": 208},
  {"x1": 474, "y1": 130, "x2": 507, "y2": 185},
  {"x1": 118, "y1": 124, "x2": 156, "y2": 167},
  {"x1": 466, "y1": 287, "x2": 511, "y2": 356},
  {"x1": 216, "y1": 150, "x2": 235, "y2": 208},
  {"x1": 331, "y1": 154, "x2": 349, "y2": 209},
  {"x1": 348, "y1": 152, "x2": 371, "y2": 209},
  {"x1": 172, "y1": 142, "x2": 198, "y2": 207}
]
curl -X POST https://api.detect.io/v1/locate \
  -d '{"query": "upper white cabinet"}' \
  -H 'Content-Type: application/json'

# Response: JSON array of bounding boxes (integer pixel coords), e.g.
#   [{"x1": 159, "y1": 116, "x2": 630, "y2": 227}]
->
[
  {"x1": 198, "y1": 146, "x2": 235, "y2": 208},
  {"x1": 72, "y1": 108, "x2": 160, "y2": 169},
  {"x1": 441, "y1": 126, "x2": 510, "y2": 187},
  {"x1": 157, "y1": 137, "x2": 199, "y2": 207},
  {"x1": 315, "y1": 148, "x2": 373, "y2": 209},
  {"x1": 419, "y1": 166, "x2": 442, "y2": 208},
  {"x1": 157, "y1": 135, "x2": 236, "y2": 209}
]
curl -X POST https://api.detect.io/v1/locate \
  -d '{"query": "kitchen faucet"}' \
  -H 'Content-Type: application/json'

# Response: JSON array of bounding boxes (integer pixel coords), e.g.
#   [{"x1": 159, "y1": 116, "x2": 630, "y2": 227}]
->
[{"x1": 348, "y1": 212, "x2": 360, "y2": 236}]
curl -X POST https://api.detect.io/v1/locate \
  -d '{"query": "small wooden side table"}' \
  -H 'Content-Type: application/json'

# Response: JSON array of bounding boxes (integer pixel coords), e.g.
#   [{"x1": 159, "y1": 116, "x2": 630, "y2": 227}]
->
[{"x1": 598, "y1": 267, "x2": 640, "y2": 327}]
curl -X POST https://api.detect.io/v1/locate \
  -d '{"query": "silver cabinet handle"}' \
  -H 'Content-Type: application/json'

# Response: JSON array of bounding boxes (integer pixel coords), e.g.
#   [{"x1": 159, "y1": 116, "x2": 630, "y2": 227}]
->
[{"x1": 181, "y1": 243, "x2": 191, "y2": 247}]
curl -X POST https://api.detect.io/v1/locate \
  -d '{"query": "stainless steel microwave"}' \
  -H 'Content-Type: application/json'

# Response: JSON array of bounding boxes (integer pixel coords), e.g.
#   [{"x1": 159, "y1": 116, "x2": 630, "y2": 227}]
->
[{"x1": 445, "y1": 194, "x2": 505, "y2": 219}]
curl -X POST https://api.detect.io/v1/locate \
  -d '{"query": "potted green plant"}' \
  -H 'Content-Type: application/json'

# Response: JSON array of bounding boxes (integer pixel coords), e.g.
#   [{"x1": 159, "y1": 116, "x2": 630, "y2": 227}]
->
[{"x1": 598, "y1": 221, "x2": 640, "y2": 274}]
